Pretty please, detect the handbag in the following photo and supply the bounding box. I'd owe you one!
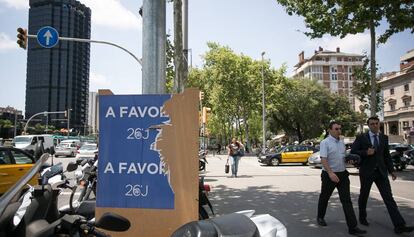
[225,159,229,173]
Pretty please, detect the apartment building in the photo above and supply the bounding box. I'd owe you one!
[293,47,364,110]
[379,49,414,142]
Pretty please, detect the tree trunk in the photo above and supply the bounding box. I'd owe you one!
[244,115,250,153]
[369,20,377,117]
[296,122,302,143]
[173,0,184,93]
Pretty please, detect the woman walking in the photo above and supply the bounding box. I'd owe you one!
[227,138,244,178]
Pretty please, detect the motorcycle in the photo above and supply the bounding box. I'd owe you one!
[172,210,287,237]
[391,145,410,171]
[199,150,208,171]
[199,176,214,220]
[0,154,130,237]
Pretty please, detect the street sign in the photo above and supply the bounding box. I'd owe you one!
[36,26,59,48]
[97,94,175,209]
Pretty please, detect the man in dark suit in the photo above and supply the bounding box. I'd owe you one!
[351,116,414,234]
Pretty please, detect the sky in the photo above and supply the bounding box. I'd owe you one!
[0,0,413,114]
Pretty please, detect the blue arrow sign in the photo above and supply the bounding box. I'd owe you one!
[37,26,59,48]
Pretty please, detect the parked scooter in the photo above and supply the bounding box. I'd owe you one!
[0,154,130,237]
[391,145,410,171]
[199,176,214,220]
[172,210,287,237]
[199,150,208,171]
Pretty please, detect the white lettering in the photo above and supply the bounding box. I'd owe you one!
[137,106,147,117]
[104,162,114,173]
[147,163,158,174]
[136,163,147,174]
[120,107,128,118]
[105,107,116,118]
[127,163,138,174]
[147,107,159,118]
[119,162,127,173]
[128,106,139,118]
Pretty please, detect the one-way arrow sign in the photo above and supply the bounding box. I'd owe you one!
[37,26,59,48]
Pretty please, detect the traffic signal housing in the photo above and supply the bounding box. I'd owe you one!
[17,27,28,49]
[202,107,211,124]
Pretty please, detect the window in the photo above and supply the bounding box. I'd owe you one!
[404,84,409,91]
[403,121,409,128]
[330,66,338,81]
[390,88,394,95]
[0,150,12,164]
[10,150,32,164]
[390,104,395,111]
[404,100,411,107]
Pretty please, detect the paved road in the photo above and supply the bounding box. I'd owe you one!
[202,154,414,237]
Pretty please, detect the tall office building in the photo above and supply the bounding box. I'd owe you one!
[25,0,91,132]
[293,47,364,111]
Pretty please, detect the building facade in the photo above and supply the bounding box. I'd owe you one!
[293,47,364,110]
[379,49,414,143]
[87,91,98,135]
[25,0,91,132]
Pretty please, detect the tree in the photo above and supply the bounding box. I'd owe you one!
[276,0,414,116]
[352,55,383,113]
[173,0,185,93]
[166,34,175,93]
[267,78,362,142]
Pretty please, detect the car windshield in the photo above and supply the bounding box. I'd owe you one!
[13,137,31,143]
[80,144,97,150]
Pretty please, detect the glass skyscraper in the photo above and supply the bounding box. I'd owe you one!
[25,0,91,132]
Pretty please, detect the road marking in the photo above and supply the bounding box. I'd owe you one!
[350,185,414,203]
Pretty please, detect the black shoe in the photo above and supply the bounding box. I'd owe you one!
[349,227,367,235]
[317,217,327,226]
[359,218,369,226]
[394,225,414,234]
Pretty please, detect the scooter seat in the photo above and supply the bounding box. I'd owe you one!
[76,200,95,220]
[172,213,260,237]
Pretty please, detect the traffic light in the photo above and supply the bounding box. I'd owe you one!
[17,27,28,49]
[202,107,211,124]
[199,91,204,101]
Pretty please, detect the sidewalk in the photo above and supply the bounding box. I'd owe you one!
[201,155,414,237]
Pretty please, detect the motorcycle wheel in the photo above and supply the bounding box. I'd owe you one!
[199,161,205,171]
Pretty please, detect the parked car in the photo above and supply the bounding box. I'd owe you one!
[308,150,360,169]
[13,134,56,155]
[258,145,318,166]
[55,139,81,157]
[0,147,37,195]
[75,143,98,159]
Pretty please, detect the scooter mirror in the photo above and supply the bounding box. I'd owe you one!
[66,162,78,172]
[95,212,131,232]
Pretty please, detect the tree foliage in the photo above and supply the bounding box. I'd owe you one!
[276,0,414,116]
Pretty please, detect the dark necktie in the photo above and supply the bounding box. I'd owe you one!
[373,134,379,150]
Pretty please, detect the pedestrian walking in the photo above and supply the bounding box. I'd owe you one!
[217,143,221,155]
[317,121,366,236]
[227,138,244,178]
[351,116,414,234]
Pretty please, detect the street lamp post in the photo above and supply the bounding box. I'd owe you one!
[261,52,266,153]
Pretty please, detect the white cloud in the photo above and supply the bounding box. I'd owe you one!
[0,33,17,51]
[79,0,141,30]
[0,0,28,9]
[89,72,111,91]
[307,33,371,55]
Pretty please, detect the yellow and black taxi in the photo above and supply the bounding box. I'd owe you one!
[0,146,37,195]
[258,145,318,166]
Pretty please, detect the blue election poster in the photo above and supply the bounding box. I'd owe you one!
[97,94,174,209]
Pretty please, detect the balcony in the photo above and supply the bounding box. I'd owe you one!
[384,105,414,117]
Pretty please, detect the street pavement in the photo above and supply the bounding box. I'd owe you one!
[202,154,414,237]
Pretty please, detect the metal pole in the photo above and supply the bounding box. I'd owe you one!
[261,52,266,153]
[142,0,166,94]
[182,0,189,85]
[23,111,66,134]
[67,108,70,137]
[14,111,17,137]
[27,35,142,66]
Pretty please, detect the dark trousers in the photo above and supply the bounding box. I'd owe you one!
[317,170,357,229]
[359,169,405,227]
